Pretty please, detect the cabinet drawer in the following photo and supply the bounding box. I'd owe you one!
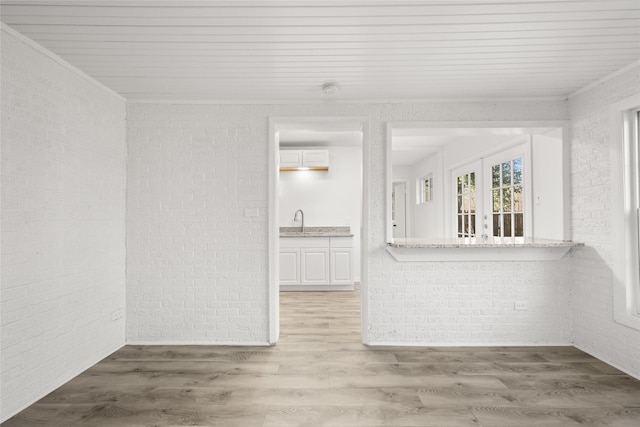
[330,237,353,248]
[280,237,330,248]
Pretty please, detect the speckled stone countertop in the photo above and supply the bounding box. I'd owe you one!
[280,226,353,237]
[388,237,583,248]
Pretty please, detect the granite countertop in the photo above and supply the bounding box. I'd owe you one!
[388,237,584,248]
[280,226,353,238]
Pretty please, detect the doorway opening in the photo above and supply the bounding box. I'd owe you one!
[268,117,370,344]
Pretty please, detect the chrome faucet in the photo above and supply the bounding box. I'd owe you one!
[293,209,304,233]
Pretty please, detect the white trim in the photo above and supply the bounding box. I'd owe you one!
[386,244,575,262]
[573,344,640,381]
[1,23,125,102]
[366,341,573,347]
[126,341,271,346]
[268,116,370,345]
[386,123,394,243]
[360,118,371,345]
[610,93,640,331]
[0,342,125,424]
[568,59,640,99]
[127,96,567,105]
[268,119,280,344]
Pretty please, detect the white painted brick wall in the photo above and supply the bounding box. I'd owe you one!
[127,100,571,345]
[0,29,127,421]
[568,64,640,378]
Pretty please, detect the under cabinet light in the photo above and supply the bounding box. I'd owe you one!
[279,166,329,172]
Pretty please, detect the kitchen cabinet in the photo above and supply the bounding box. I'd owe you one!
[300,248,330,284]
[280,236,353,290]
[279,248,300,285]
[280,149,329,170]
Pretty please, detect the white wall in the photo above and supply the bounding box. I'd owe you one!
[532,133,564,240]
[279,146,362,281]
[568,63,640,378]
[127,99,571,347]
[410,151,444,238]
[0,28,127,421]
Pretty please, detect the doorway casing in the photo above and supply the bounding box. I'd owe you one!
[268,116,371,344]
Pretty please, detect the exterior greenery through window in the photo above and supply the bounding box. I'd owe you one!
[420,176,432,203]
[491,157,524,237]
[456,172,476,237]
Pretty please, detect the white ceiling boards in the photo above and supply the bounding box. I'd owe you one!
[1,0,638,102]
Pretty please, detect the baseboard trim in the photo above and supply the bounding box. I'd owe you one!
[573,343,640,381]
[364,341,573,347]
[1,340,125,424]
[125,340,271,346]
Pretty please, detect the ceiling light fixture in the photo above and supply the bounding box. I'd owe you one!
[322,82,340,95]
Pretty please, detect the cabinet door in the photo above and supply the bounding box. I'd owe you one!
[279,249,300,285]
[280,150,302,168]
[302,149,329,168]
[330,248,353,285]
[300,248,330,285]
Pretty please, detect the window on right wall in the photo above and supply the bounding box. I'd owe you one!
[611,95,640,331]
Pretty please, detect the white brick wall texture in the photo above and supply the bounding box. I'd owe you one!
[126,100,572,346]
[568,64,640,378]
[0,29,127,421]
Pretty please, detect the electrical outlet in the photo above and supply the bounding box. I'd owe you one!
[514,302,528,311]
[111,309,124,321]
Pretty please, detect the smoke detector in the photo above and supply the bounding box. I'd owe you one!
[322,82,340,95]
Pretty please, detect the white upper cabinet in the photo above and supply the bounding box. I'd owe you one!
[280,149,329,169]
[280,150,303,168]
[302,150,329,168]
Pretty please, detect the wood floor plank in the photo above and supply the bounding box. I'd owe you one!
[262,405,479,427]
[4,286,640,427]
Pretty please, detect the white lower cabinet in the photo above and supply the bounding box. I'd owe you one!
[279,249,300,285]
[280,236,353,289]
[330,248,352,285]
[300,248,330,284]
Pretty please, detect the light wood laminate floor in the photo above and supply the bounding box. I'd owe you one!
[4,287,640,426]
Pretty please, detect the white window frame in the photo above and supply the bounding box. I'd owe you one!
[611,94,640,331]
[418,175,433,204]
[483,143,533,241]
[450,161,482,239]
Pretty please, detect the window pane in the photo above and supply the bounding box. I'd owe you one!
[470,214,476,234]
[513,157,523,185]
[463,194,470,213]
[470,172,475,192]
[463,214,469,235]
[493,189,500,212]
[502,161,511,186]
[493,214,501,237]
[492,165,500,188]
[513,185,523,212]
[463,174,469,191]
[502,187,512,212]
[457,196,462,213]
[470,193,476,213]
[504,214,512,237]
[457,215,463,234]
[457,176,462,195]
[515,213,524,237]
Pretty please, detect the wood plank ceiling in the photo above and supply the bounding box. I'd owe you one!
[1,0,639,101]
